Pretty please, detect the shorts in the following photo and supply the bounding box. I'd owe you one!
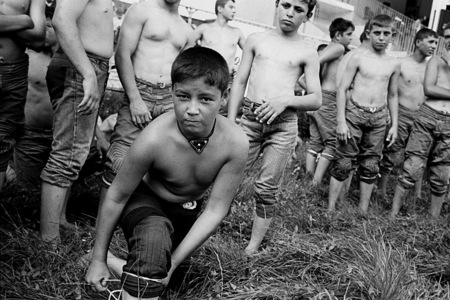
[40,49,109,188]
[119,182,202,298]
[380,104,417,174]
[103,77,173,186]
[398,103,450,196]
[240,98,298,218]
[0,55,29,172]
[308,89,337,160]
[330,99,388,184]
[13,125,52,187]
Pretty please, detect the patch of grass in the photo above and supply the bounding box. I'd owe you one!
[1,144,449,299]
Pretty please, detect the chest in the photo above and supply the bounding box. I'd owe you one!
[254,40,303,68]
[359,58,395,81]
[0,0,29,14]
[400,64,425,85]
[142,15,188,47]
[203,27,237,46]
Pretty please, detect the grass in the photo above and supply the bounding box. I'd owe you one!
[1,139,449,299]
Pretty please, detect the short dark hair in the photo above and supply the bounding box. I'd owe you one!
[171,47,230,95]
[215,0,234,15]
[367,14,393,31]
[329,18,355,39]
[414,28,438,44]
[275,0,317,15]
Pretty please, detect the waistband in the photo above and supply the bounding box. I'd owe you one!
[0,53,29,65]
[349,98,386,114]
[321,89,337,106]
[243,97,262,110]
[55,47,110,63]
[22,125,53,135]
[322,89,337,97]
[421,103,450,118]
[135,76,172,92]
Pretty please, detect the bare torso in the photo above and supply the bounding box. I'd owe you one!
[321,44,344,91]
[198,22,241,73]
[0,0,30,60]
[24,49,53,129]
[246,30,312,103]
[124,113,240,209]
[132,2,192,84]
[351,51,398,107]
[426,56,450,113]
[398,56,427,111]
[77,0,114,58]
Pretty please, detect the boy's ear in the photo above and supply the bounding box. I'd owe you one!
[306,12,313,20]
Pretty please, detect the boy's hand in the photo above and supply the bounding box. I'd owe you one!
[385,126,397,148]
[78,75,100,115]
[86,260,111,292]
[336,122,351,143]
[254,97,288,124]
[130,97,152,129]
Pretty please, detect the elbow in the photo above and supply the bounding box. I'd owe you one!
[423,85,431,98]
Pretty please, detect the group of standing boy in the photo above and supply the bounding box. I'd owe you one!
[1,0,449,299]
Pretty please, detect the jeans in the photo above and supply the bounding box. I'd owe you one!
[308,89,337,160]
[119,182,202,298]
[241,98,298,218]
[40,50,109,188]
[103,77,173,186]
[398,103,450,196]
[0,55,29,171]
[331,99,388,184]
[380,104,417,174]
[14,125,52,187]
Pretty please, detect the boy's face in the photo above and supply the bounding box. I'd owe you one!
[173,78,224,138]
[276,0,310,33]
[416,36,438,57]
[444,29,450,51]
[338,27,354,47]
[219,1,236,21]
[367,25,393,51]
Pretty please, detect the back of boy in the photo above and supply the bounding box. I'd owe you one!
[378,28,438,200]
[306,17,354,186]
[328,15,400,213]
[390,24,450,218]
[227,0,322,254]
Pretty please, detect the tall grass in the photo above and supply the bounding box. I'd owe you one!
[1,144,449,299]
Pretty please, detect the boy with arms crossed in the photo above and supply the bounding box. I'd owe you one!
[102,0,194,197]
[306,17,354,186]
[390,24,450,218]
[192,0,245,115]
[328,15,400,213]
[0,0,45,191]
[86,47,249,300]
[228,0,322,255]
[378,28,439,200]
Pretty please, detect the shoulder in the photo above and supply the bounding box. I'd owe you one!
[124,2,151,20]
[216,116,249,153]
[140,111,176,145]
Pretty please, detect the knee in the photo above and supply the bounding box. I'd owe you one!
[331,157,354,181]
[360,158,380,184]
[430,167,450,196]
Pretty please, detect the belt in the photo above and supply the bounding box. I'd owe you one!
[350,98,386,113]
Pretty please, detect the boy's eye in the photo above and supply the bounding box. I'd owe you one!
[177,94,190,100]
[295,7,304,13]
[281,3,290,9]
[201,97,213,102]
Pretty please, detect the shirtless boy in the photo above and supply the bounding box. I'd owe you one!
[103,0,194,198]
[86,47,249,300]
[193,0,245,115]
[228,0,322,254]
[40,0,114,241]
[328,15,400,214]
[390,24,450,218]
[378,28,438,200]
[0,0,45,191]
[306,17,354,186]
